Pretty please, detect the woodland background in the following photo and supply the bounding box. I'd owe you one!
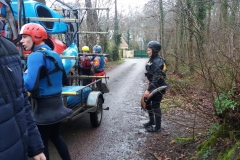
[34,0,240,159]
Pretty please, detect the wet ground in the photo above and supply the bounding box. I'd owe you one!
[49,58,152,160]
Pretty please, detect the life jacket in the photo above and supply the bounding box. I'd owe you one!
[145,56,167,81]
[92,56,105,73]
[80,55,92,69]
[162,58,167,73]
[31,48,67,98]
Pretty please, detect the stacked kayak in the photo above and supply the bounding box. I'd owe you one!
[61,43,78,74]
[62,86,92,109]
[11,0,67,34]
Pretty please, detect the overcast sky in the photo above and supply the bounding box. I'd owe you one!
[117,0,146,13]
[46,0,147,13]
[47,0,146,7]
[118,0,146,6]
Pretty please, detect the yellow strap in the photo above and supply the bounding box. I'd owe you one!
[162,63,167,72]
[61,92,77,96]
[28,92,77,96]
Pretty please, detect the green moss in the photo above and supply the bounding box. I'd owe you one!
[226,149,235,159]
[236,157,240,160]
[217,141,240,160]
[217,152,225,160]
[196,123,240,159]
[211,124,230,138]
[197,135,217,156]
[174,137,194,144]
[197,124,230,156]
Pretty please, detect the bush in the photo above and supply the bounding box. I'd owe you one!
[214,90,237,115]
[214,88,240,129]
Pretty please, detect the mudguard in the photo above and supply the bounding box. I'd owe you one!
[87,91,102,108]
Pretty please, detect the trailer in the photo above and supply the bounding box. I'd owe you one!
[61,54,110,127]
[61,77,109,127]
[1,0,110,127]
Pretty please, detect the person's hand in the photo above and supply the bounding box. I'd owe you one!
[144,90,150,98]
[33,153,46,160]
[70,68,75,74]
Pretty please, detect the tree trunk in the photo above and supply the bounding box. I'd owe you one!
[85,0,99,51]
[173,0,180,74]
[186,0,194,74]
[179,0,185,64]
[220,0,228,55]
[159,0,165,57]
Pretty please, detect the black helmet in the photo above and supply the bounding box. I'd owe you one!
[147,41,161,52]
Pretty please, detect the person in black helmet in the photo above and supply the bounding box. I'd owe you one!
[143,41,168,132]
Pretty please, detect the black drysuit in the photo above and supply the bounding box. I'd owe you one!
[145,53,167,130]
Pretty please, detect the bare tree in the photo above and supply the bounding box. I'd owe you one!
[84,0,99,50]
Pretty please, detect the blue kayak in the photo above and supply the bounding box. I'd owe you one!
[62,86,92,109]
[61,43,78,74]
[11,0,67,34]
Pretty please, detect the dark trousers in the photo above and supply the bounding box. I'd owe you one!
[146,94,163,129]
[37,123,71,160]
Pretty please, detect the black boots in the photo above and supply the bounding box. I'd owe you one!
[143,121,155,128]
[143,112,155,128]
[146,126,161,132]
[145,103,161,132]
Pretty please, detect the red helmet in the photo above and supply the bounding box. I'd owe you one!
[20,23,47,44]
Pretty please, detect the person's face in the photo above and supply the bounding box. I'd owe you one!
[20,35,33,51]
[147,48,153,57]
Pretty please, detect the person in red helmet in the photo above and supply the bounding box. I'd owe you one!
[21,23,72,160]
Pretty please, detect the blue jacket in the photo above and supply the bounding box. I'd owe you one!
[24,44,66,98]
[92,55,105,73]
[0,37,44,159]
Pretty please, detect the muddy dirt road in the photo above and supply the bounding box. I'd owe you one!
[49,58,152,160]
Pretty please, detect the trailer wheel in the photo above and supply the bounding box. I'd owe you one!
[90,98,103,127]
